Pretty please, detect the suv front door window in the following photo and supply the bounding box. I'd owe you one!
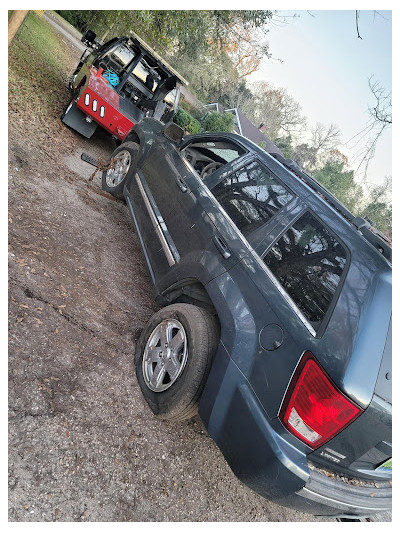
[211,160,294,237]
[181,139,246,181]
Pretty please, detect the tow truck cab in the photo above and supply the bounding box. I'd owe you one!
[62,30,188,141]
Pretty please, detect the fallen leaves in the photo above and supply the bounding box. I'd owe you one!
[15,258,27,267]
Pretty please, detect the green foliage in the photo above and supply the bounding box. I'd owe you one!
[358,180,392,237]
[56,10,273,60]
[361,202,392,237]
[313,160,362,213]
[173,108,202,134]
[202,111,235,133]
[174,109,235,135]
[179,99,204,121]
[275,136,294,159]
[56,10,88,31]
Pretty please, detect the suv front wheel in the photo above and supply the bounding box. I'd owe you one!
[134,304,219,421]
[102,141,139,199]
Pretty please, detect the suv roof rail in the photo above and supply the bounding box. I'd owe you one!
[269,153,392,263]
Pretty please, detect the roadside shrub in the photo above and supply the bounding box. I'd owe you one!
[179,98,204,121]
[173,108,202,134]
[202,111,235,133]
[56,10,88,32]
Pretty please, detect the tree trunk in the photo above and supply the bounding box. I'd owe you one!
[8,10,29,47]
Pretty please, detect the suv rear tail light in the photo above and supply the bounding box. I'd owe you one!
[279,352,363,449]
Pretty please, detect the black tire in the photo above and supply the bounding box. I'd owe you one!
[60,93,76,120]
[101,141,139,200]
[135,304,219,421]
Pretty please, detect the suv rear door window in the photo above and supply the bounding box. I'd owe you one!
[263,211,347,328]
[212,160,294,236]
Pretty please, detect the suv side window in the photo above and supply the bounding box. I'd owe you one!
[263,211,347,329]
[212,160,294,236]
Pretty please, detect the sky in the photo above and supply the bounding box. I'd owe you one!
[248,9,392,188]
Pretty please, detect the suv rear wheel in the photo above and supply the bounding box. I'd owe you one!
[134,304,219,421]
[102,141,139,199]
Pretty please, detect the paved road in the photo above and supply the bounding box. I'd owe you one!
[44,11,87,53]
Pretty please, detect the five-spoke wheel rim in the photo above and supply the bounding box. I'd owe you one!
[105,150,131,188]
[142,319,188,392]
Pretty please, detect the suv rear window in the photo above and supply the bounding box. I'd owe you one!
[263,211,347,328]
[212,160,294,236]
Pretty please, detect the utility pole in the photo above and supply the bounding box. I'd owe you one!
[8,10,29,47]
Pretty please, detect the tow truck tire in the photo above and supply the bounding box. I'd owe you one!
[60,94,76,120]
[102,142,139,200]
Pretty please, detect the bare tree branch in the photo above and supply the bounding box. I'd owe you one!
[311,123,341,152]
[368,76,392,125]
[355,10,363,39]
[348,77,391,180]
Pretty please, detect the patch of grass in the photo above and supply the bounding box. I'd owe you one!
[8,11,76,120]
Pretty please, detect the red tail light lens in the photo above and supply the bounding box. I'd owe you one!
[280,352,363,449]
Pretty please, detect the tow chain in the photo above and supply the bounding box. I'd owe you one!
[87,158,115,182]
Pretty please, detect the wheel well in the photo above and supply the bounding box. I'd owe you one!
[125,131,140,145]
[158,281,219,322]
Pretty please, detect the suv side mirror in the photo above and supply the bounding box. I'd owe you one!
[163,122,184,144]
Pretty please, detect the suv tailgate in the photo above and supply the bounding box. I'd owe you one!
[308,317,392,480]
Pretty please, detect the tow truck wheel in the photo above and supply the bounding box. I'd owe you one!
[60,93,76,120]
[102,142,139,200]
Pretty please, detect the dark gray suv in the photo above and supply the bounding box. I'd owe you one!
[101,118,392,518]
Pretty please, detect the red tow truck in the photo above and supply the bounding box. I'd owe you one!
[62,29,188,140]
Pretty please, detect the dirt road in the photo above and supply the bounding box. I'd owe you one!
[7,13,371,523]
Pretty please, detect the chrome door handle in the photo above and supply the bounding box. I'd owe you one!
[175,177,188,193]
[213,235,231,259]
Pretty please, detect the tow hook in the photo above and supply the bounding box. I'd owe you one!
[81,152,98,167]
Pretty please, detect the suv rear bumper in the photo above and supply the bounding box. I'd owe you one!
[198,342,392,517]
[296,468,392,517]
